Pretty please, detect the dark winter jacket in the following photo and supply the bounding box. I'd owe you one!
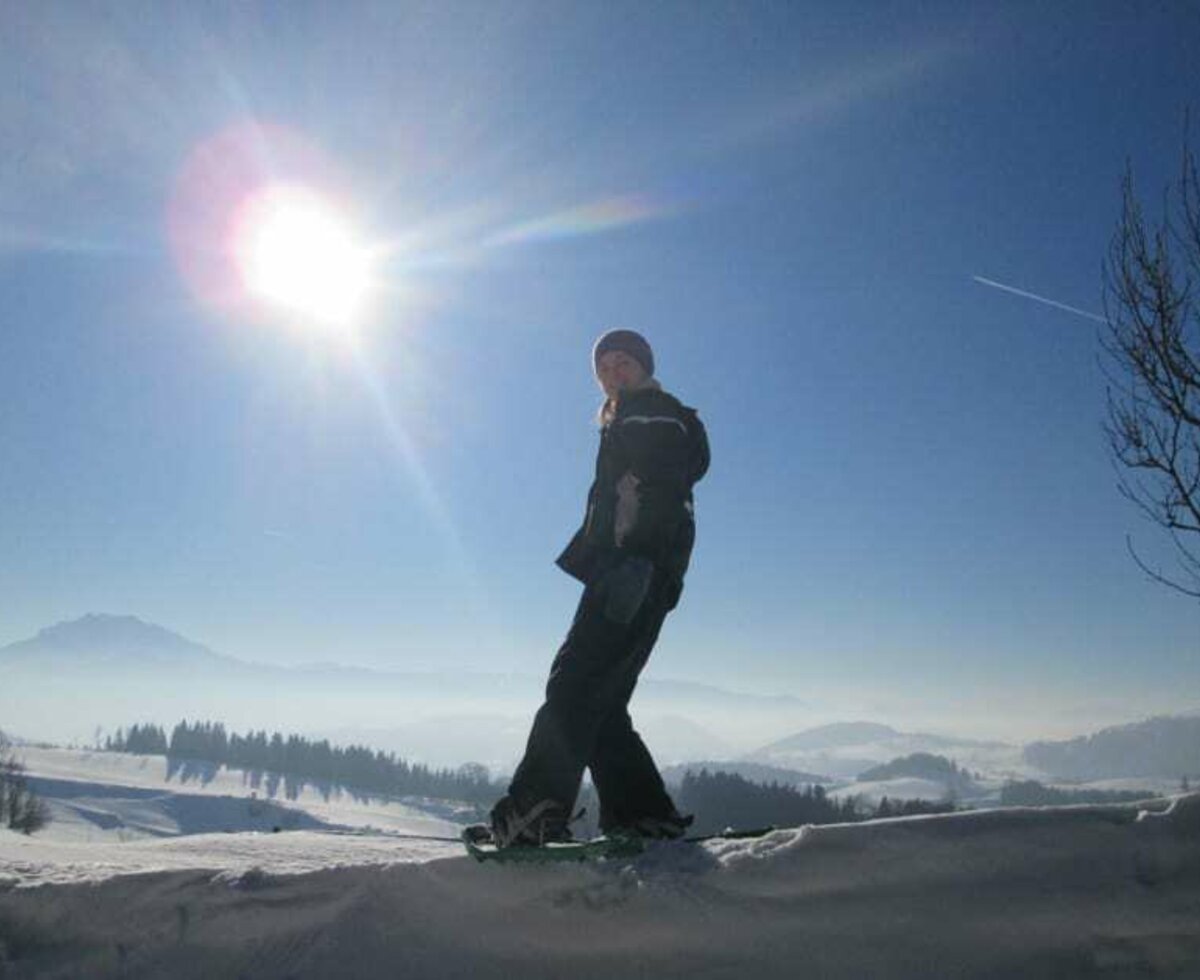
[556,384,709,591]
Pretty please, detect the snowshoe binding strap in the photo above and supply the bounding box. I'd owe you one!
[493,798,562,848]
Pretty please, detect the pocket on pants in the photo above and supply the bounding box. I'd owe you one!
[602,557,655,625]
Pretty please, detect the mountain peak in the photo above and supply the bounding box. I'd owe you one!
[5,613,223,663]
[762,721,903,753]
[36,613,187,646]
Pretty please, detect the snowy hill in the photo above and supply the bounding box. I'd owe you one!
[755,721,903,751]
[1024,715,1200,780]
[1,785,1197,978]
[746,721,1022,779]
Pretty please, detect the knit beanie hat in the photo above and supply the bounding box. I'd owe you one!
[592,329,655,378]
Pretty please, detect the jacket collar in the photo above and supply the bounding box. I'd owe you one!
[616,378,663,406]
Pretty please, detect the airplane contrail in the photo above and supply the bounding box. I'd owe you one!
[972,275,1108,324]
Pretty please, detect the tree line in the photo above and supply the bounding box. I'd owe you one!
[675,769,954,836]
[106,720,498,806]
[998,779,1163,807]
[1023,715,1200,781]
[104,723,963,832]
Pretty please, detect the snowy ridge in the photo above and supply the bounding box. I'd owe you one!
[2,794,1199,977]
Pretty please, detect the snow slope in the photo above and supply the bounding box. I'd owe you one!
[10,747,465,845]
[2,786,1198,977]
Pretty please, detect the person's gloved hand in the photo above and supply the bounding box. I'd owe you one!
[602,556,655,625]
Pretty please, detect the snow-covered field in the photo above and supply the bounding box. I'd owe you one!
[1,750,1199,978]
[11,747,466,844]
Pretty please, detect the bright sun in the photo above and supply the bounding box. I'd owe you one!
[233,183,373,330]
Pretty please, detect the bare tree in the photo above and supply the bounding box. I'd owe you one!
[1102,140,1200,598]
[0,732,50,835]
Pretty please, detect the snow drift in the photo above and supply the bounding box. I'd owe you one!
[2,793,1199,978]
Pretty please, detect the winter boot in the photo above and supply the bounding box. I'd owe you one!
[489,795,573,848]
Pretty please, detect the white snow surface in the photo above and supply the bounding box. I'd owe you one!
[12,747,464,844]
[2,750,1200,978]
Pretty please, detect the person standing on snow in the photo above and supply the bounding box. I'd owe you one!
[490,329,710,847]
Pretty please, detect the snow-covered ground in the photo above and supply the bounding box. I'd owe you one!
[11,747,465,844]
[2,798,1198,978]
[1,750,1199,978]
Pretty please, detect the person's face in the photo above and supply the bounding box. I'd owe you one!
[595,349,647,398]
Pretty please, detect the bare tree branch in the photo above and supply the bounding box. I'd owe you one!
[1103,138,1200,598]
[1126,535,1200,599]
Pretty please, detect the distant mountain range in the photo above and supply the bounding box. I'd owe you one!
[753,721,906,753]
[0,612,804,706]
[753,721,1006,755]
[1024,716,1200,780]
[5,614,1196,783]
[1,614,237,667]
[0,614,797,767]
[743,721,1017,779]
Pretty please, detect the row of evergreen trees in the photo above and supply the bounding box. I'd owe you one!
[678,770,859,834]
[106,720,497,805]
[675,769,953,835]
[106,724,168,755]
[998,779,1163,807]
[104,724,962,831]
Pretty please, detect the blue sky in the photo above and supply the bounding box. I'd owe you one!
[2,2,1197,738]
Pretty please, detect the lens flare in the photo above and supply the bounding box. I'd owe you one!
[167,121,375,332]
[234,183,372,328]
[483,195,671,248]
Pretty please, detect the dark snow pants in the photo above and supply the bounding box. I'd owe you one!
[507,559,681,830]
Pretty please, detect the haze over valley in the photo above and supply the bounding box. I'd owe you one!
[3,614,1195,798]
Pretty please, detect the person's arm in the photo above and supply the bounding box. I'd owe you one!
[611,410,695,558]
